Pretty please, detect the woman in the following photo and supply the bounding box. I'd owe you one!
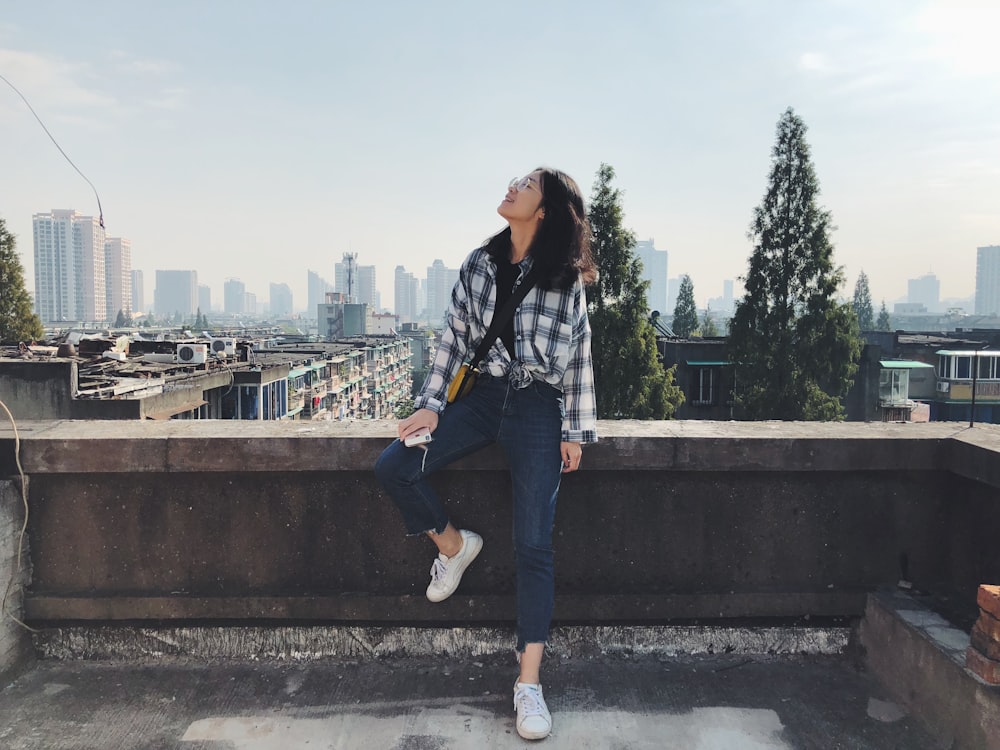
[374,167,598,741]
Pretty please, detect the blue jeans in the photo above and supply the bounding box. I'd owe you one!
[374,374,564,652]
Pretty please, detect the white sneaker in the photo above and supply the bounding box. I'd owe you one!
[513,681,552,740]
[426,529,482,603]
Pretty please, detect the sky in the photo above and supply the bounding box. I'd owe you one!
[2,0,998,314]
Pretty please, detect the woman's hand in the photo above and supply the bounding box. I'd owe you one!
[398,408,439,442]
[560,441,582,473]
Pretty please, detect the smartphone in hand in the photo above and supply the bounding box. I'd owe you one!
[403,428,433,447]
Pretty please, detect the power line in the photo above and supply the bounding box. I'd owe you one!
[1,73,105,229]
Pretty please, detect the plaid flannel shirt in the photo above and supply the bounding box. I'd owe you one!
[414,247,598,444]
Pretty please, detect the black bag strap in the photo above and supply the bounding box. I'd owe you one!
[468,265,539,370]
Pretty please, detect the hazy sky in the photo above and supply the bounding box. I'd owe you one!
[2,0,998,313]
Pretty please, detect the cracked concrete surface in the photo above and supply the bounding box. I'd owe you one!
[0,653,939,749]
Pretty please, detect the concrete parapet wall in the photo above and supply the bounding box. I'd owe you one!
[861,590,1000,750]
[1,420,998,625]
[0,478,33,683]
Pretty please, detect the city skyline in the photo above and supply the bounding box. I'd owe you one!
[25,214,985,323]
[2,1,998,314]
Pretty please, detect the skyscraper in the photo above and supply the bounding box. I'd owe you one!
[356,265,378,309]
[269,282,293,317]
[131,270,145,315]
[976,246,1000,315]
[634,239,669,315]
[425,259,458,325]
[307,269,334,318]
[154,270,198,317]
[224,278,246,314]
[394,265,417,323]
[32,209,107,323]
[198,285,211,316]
[907,273,940,313]
[104,237,132,317]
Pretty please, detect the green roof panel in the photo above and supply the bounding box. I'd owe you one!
[879,360,934,368]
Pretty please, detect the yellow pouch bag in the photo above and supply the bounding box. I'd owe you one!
[447,364,478,403]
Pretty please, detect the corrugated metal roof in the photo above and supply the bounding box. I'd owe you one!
[935,350,1000,356]
[686,361,730,366]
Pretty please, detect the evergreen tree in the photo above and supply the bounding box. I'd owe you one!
[587,164,684,419]
[672,275,698,337]
[700,306,720,337]
[728,108,861,421]
[876,300,892,331]
[114,309,127,328]
[0,218,44,343]
[853,270,874,331]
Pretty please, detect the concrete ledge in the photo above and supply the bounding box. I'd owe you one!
[32,623,851,661]
[860,589,1000,750]
[2,419,990,475]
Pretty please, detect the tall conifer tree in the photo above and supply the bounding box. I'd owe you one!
[587,164,684,419]
[728,109,861,420]
[0,218,43,343]
[672,275,698,337]
[876,300,892,331]
[853,270,875,331]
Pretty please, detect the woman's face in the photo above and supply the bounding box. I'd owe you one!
[497,170,545,224]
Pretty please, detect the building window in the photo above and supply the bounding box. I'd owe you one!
[879,368,909,405]
[692,367,716,406]
[978,356,999,380]
[956,356,972,379]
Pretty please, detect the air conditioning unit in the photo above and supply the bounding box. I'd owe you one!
[936,381,950,393]
[210,337,237,357]
[176,343,209,364]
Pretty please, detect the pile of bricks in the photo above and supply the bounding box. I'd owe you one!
[967,584,1000,684]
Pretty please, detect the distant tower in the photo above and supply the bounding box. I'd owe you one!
[343,253,358,301]
[907,273,940,313]
[634,239,668,315]
[976,246,1000,315]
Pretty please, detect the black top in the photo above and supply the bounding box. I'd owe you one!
[494,259,521,358]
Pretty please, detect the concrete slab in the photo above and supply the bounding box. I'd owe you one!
[0,654,940,749]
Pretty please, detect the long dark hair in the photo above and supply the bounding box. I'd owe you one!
[484,167,598,290]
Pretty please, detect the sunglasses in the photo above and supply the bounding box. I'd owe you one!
[508,176,540,193]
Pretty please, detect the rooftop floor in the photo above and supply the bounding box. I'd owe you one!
[0,652,938,749]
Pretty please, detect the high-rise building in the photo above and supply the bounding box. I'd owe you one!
[394,265,418,323]
[907,273,940,313]
[32,209,107,323]
[634,239,668,315]
[198,285,211,316]
[976,246,1000,315]
[270,282,293,317]
[224,278,246,314]
[307,269,334,318]
[104,237,132,318]
[131,270,145,314]
[356,265,378,309]
[154,270,198,317]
